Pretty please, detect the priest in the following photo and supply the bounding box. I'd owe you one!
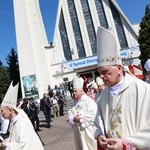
[94,26,150,150]
[0,82,44,150]
[68,76,97,150]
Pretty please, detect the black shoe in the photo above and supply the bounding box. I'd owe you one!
[36,128,42,132]
[47,124,52,128]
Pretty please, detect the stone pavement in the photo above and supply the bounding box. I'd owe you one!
[38,112,76,150]
[37,93,76,150]
[38,102,75,150]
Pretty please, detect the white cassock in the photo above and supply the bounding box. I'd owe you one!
[68,94,97,150]
[94,73,150,150]
[7,109,44,150]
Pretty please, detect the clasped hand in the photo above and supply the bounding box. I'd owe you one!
[0,139,10,150]
[74,115,81,123]
[98,135,123,150]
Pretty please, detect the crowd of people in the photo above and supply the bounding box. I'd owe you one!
[17,83,67,131]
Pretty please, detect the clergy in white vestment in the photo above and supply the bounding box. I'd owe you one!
[94,26,150,150]
[0,82,44,150]
[68,76,97,150]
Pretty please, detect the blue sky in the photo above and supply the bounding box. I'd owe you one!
[0,0,149,66]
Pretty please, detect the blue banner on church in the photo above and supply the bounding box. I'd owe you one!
[67,50,129,69]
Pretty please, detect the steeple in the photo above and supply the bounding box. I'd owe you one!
[13,0,54,99]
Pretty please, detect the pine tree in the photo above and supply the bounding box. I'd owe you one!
[0,60,2,66]
[138,4,150,70]
[0,65,10,103]
[6,48,22,98]
[6,48,19,84]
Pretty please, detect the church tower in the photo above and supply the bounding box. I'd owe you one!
[13,0,54,99]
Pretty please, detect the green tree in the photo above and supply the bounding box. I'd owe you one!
[0,60,2,66]
[6,48,22,98]
[0,64,10,103]
[138,4,150,70]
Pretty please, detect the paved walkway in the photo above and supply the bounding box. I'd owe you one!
[37,93,76,150]
[38,112,76,150]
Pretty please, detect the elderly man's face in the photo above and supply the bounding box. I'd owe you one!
[98,65,123,86]
[1,106,13,120]
[73,88,83,100]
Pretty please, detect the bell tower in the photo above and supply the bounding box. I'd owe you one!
[13,0,54,99]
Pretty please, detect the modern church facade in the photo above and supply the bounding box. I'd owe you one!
[13,0,140,99]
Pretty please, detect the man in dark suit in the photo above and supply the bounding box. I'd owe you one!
[40,93,52,128]
[28,98,41,132]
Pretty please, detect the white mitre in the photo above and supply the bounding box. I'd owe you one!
[72,76,84,89]
[144,59,150,72]
[1,82,33,121]
[97,26,122,67]
[1,82,19,108]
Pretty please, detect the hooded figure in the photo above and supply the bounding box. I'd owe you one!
[0,82,44,150]
[68,76,97,150]
[94,26,150,150]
